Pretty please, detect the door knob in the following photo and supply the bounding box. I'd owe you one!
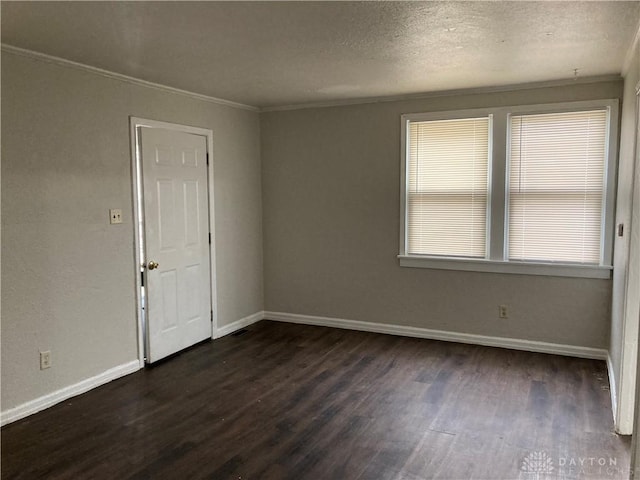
[147,261,159,270]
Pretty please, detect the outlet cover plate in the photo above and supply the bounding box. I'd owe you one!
[40,351,51,370]
[109,209,123,224]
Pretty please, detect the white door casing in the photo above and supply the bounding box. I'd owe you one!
[138,125,213,363]
[613,84,640,434]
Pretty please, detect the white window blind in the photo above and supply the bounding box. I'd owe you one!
[407,117,489,257]
[508,110,608,264]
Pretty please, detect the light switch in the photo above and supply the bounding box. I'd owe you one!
[110,209,123,224]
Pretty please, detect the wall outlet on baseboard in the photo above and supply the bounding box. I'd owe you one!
[499,305,509,319]
[40,351,52,370]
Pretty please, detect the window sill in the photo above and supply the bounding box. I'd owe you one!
[398,255,612,279]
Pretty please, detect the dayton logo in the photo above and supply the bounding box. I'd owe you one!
[521,451,554,477]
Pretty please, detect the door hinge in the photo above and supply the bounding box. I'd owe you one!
[206,153,209,166]
[211,310,213,322]
[618,223,624,237]
[208,232,211,244]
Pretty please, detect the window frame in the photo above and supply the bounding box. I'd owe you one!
[399,99,619,279]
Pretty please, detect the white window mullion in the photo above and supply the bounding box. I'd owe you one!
[488,111,507,261]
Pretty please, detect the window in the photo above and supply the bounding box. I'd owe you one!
[407,117,489,257]
[508,110,607,264]
[399,100,618,279]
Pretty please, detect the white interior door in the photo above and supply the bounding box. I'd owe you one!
[140,126,212,363]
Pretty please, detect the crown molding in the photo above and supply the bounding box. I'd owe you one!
[622,16,640,77]
[260,75,623,113]
[1,43,259,112]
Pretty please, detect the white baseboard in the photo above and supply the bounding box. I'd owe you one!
[607,354,619,426]
[264,311,608,360]
[1,360,141,426]
[215,311,264,338]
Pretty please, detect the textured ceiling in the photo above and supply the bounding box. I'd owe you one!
[2,1,639,108]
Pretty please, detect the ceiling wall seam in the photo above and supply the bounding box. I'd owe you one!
[0,43,260,112]
[259,75,624,113]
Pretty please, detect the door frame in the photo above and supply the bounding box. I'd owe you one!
[616,81,640,433]
[129,117,218,366]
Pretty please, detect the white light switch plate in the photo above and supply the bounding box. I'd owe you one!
[109,209,123,224]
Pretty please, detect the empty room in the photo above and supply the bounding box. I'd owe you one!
[2,1,640,479]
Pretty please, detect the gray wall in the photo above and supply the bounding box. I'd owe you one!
[261,80,623,349]
[1,52,264,411]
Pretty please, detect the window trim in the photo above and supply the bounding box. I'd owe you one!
[399,99,619,279]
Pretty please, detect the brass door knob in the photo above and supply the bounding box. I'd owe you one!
[147,261,159,270]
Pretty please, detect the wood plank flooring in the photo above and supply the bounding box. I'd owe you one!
[1,321,629,479]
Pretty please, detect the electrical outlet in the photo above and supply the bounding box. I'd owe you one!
[40,351,51,370]
[109,209,123,224]
[499,305,508,319]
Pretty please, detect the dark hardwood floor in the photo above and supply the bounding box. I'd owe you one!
[1,321,629,479]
